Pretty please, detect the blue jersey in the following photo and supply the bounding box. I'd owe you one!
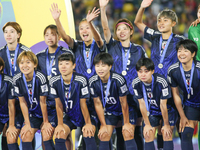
[36,46,73,109]
[49,72,90,127]
[0,44,31,76]
[13,71,48,118]
[167,61,200,108]
[0,74,15,123]
[132,73,173,115]
[106,37,146,106]
[70,39,106,79]
[144,26,185,77]
[89,71,129,116]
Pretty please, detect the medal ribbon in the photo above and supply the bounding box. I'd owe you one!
[61,73,73,112]
[142,75,154,114]
[100,76,111,110]
[0,74,2,90]
[6,44,19,76]
[22,72,36,106]
[120,42,131,72]
[180,62,195,99]
[159,33,173,65]
[83,40,95,70]
[46,46,60,76]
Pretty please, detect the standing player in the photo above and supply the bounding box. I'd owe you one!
[99,0,146,149]
[36,24,73,149]
[0,21,31,150]
[13,51,54,150]
[134,0,185,149]
[132,58,177,150]
[89,53,137,150]
[0,57,23,150]
[167,39,199,150]
[49,53,96,150]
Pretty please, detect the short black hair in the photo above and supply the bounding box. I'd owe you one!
[58,53,75,64]
[136,58,154,71]
[93,53,113,66]
[0,57,5,74]
[176,39,198,60]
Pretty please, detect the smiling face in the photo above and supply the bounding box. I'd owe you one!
[157,17,176,34]
[137,66,154,84]
[3,26,20,45]
[79,21,93,43]
[95,61,111,82]
[44,28,59,48]
[177,46,195,65]
[19,56,37,76]
[58,60,75,77]
[115,23,133,42]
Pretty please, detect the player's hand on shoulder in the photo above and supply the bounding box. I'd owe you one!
[122,123,134,136]
[98,125,108,140]
[143,124,153,139]
[41,122,54,137]
[50,3,61,20]
[86,7,100,23]
[161,124,172,139]
[190,18,200,27]
[6,125,18,139]
[54,124,66,139]
[141,0,153,8]
[82,123,95,138]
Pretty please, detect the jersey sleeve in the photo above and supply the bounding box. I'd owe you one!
[132,79,143,99]
[6,77,15,99]
[167,68,178,87]
[89,80,100,98]
[13,78,24,97]
[115,74,129,97]
[49,77,59,99]
[158,78,172,100]
[106,36,116,52]
[37,72,48,96]
[79,77,90,99]
[69,39,79,53]
[144,26,160,42]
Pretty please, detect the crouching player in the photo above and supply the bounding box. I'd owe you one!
[49,53,96,150]
[13,51,54,150]
[167,39,199,150]
[89,53,137,150]
[132,58,177,150]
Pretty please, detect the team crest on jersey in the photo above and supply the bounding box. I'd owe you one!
[162,41,167,49]
[65,91,71,99]
[28,88,32,95]
[147,92,153,98]
[186,79,190,86]
[11,58,14,65]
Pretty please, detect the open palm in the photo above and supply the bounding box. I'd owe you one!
[50,3,61,20]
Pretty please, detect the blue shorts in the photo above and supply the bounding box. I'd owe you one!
[63,113,77,131]
[29,114,43,129]
[184,105,200,121]
[48,112,57,128]
[148,111,178,127]
[105,109,137,126]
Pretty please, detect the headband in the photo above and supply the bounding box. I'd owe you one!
[116,22,133,29]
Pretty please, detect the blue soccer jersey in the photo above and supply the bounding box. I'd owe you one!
[144,26,185,77]
[13,71,49,118]
[49,72,90,127]
[70,39,106,79]
[132,73,173,115]
[89,71,129,116]
[0,44,31,76]
[0,74,15,123]
[167,61,200,108]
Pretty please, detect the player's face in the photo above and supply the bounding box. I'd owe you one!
[79,21,93,43]
[3,26,20,45]
[157,17,176,33]
[137,66,154,84]
[116,24,133,42]
[44,28,59,47]
[177,46,195,64]
[197,8,200,19]
[19,56,36,76]
[95,61,111,80]
[58,60,75,76]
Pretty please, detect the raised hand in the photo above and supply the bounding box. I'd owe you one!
[50,3,61,20]
[141,0,153,8]
[86,7,100,23]
[99,0,109,8]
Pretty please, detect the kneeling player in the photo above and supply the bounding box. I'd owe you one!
[132,58,177,150]
[13,51,54,150]
[49,53,96,150]
[167,39,199,150]
[89,53,137,150]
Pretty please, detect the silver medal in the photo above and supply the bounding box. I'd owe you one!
[147,111,150,116]
[122,70,127,76]
[87,69,91,74]
[158,63,163,69]
[188,94,190,99]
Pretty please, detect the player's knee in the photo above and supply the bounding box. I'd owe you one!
[100,132,112,141]
[181,127,194,141]
[21,132,34,142]
[122,130,134,140]
[7,135,17,144]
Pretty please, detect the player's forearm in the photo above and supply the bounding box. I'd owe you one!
[139,99,150,125]
[100,6,111,43]
[19,97,30,125]
[94,99,106,126]
[160,100,169,125]
[80,99,91,124]
[120,96,129,124]
[54,18,74,48]
[134,7,146,32]
[40,96,49,123]
[8,99,16,126]
[55,98,64,125]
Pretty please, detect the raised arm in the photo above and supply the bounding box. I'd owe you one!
[50,3,74,48]
[134,0,153,33]
[99,0,111,43]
